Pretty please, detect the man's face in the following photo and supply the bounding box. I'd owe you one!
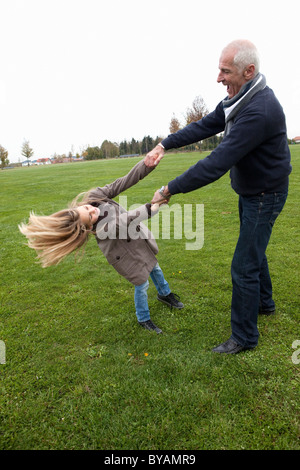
[217,49,247,99]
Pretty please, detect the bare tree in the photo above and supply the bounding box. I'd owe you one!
[21,140,34,166]
[185,96,209,125]
[169,114,181,134]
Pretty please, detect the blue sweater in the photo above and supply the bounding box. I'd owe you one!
[163,87,291,196]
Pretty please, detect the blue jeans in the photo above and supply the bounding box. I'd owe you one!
[230,192,288,348]
[134,263,171,322]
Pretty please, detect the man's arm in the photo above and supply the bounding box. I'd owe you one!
[153,102,271,200]
[151,98,275,200]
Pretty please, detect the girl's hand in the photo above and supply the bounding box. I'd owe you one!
[144,145,165,168]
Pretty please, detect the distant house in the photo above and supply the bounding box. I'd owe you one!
[21,158,53,167]
[36,158,52,165]
[292,136,300,144]
[21,160,32,167]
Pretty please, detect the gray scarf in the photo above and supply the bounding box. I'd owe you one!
[223,73,266,136]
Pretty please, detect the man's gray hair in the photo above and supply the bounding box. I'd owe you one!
[223,40,260,75]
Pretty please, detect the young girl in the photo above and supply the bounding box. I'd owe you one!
[19,157,183,334]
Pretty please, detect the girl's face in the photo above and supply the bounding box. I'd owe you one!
[77,204,100,228]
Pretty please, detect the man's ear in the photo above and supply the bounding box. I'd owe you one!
[244,64,256,80]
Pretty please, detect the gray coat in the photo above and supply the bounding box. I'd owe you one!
[89,159,159,286]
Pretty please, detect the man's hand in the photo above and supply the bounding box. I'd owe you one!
[144,144,165,168]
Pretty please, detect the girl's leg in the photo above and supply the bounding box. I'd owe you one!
[150,263,171,297]
[134,280,150,322]
[151,263,184,309]
[134,278,163,333]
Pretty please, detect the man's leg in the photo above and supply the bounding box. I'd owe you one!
[213,192,287,353]
[259,254,276,314]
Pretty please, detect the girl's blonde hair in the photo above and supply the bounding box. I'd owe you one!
[18,189,101,267]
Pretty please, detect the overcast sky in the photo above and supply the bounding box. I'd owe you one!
[1,0,299,163]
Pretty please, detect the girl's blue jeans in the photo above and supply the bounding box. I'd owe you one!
[230,192,288,348]
[134,263,171,322]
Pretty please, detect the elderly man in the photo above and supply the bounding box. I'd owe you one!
[147,39,292,354]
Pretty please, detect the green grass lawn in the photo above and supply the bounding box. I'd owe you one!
[0,147,299,450]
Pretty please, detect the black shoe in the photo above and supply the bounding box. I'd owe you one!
[212,338,254,354]
[259,308,275,316]
[157,293,184,309]
[139,319,162,334]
